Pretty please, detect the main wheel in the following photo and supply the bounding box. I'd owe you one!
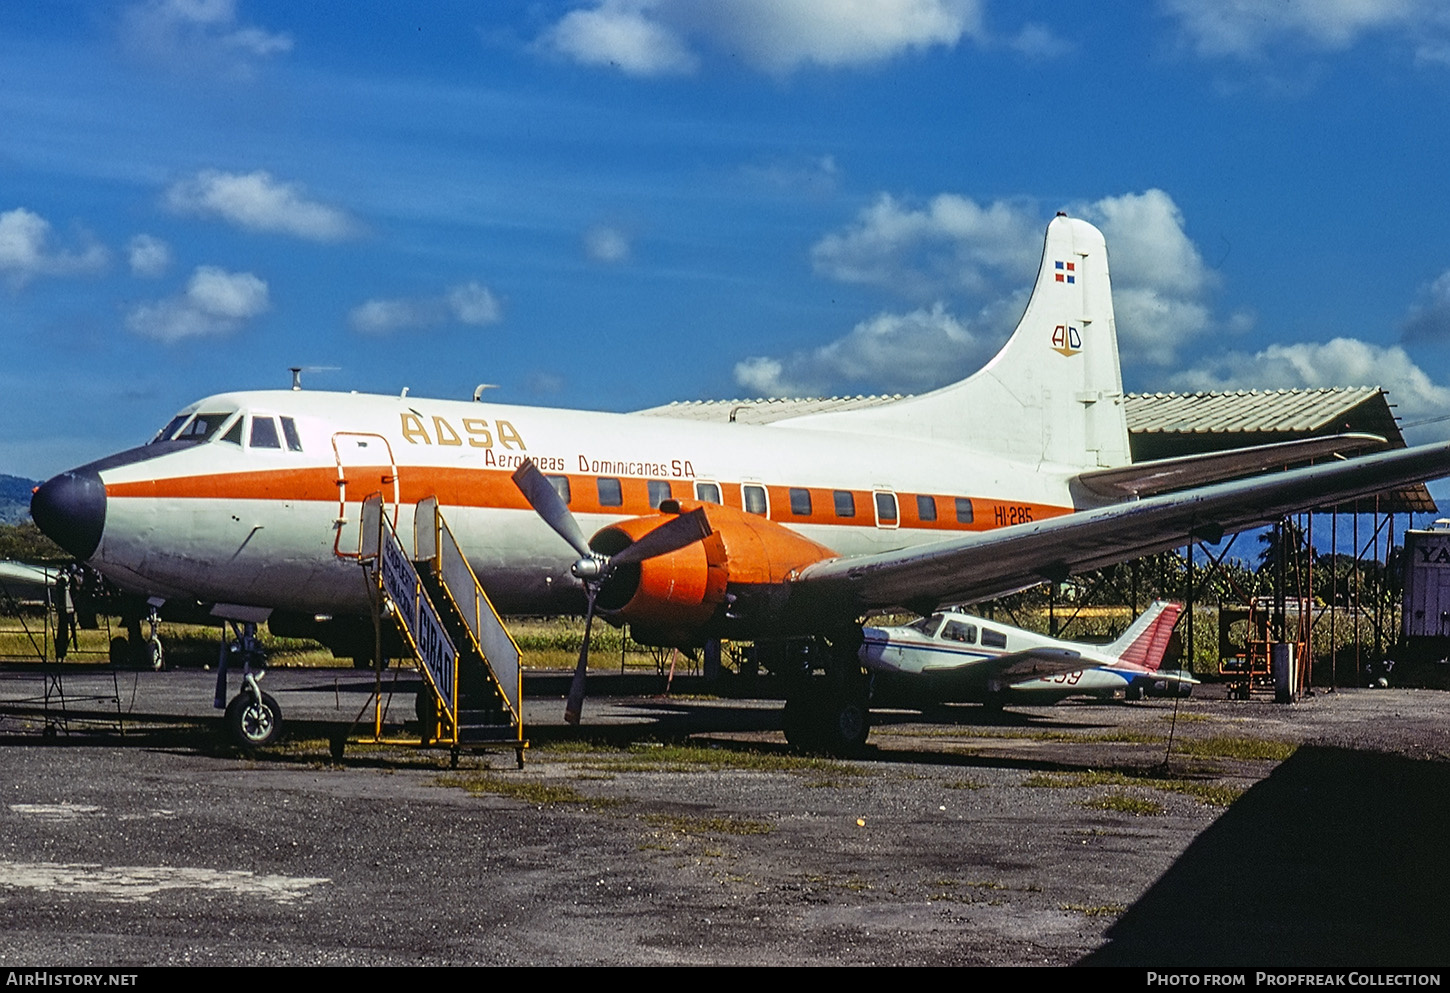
[146,635,165,671]
[225,691,282,748]
[782,695,819,752]
[817,695,871,756]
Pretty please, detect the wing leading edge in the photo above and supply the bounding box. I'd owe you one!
[787,440,1450,622]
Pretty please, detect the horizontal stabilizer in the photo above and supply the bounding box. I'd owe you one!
[1074,434,1385,500]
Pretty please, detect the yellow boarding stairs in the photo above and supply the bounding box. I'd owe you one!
[358,493,525,766]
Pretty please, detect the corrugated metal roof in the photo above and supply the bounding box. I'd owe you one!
[1124,388,1387,436]
[635,395,903,425]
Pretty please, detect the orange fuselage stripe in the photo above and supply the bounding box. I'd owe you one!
[104,466,1071,532]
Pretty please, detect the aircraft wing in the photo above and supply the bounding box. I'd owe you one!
[926,646,1089,681]
[1073,433,1386,499]
[787,440,1450,621]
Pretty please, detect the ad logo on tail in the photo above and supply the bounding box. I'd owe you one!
[1051,324,1082,357]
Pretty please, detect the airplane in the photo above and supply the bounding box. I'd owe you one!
[859,600,1194,721]
[28,213,1450,753]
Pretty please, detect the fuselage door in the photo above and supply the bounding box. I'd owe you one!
[332,432,401,558]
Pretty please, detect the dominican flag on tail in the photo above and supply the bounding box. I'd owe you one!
[1054,260,1075,283]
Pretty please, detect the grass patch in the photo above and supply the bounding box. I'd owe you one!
[1172,736,1297,761]
[435,772,622,808]
[944,779,988,790]
[642,813,774,837]
[571,741,868,777]
[1161,712,1214,724]
[1085,792,1164,816]
[1062,903,1127,918]
[1023,769,1244,808]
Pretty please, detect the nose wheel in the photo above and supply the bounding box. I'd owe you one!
[216,621,281,749]
[225,686,282,748]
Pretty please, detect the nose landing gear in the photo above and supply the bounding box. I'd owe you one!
[215,621,281,748]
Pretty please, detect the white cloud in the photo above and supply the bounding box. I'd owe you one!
[1161,0,1450,61]
[733,302,993,396]
[127,234,171,278]
[349,282,502,335]
[121,0,292,75]
[126,265,269,343]
[164,170,358,241]
[540,0,982,76]
[1170,337,1450,431]
[811,193,1041,299]
[545,1,698,76]
[745,187,1232,399]
[809,187,1224,366]
[584,226,631,263]
[1073,189,1224,364]
[1401,269,1450,342]
[0,208,108,287]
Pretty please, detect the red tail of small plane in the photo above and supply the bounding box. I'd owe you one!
[1105,601,1183,671]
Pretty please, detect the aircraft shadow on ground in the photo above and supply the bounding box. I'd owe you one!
[1082,745,1450,967]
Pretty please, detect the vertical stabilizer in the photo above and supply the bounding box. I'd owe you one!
[1106,601,1183,671]
[780,214,1131,470]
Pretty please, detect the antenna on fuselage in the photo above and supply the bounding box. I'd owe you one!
[473,384,498,401]
[290,367,302,391]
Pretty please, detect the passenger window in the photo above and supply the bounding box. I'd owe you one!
[955,498,974,524]
[981,628,1007,649]
[695,482,721,504]
[597,477,623,507]
[220,418,243,446]
[916,495,937,522]
[833,491,855,518]
[941,621,977,644]
[647,480,672,508]
[280,416,304,452]
[789,488,812,516]
[546,475,571,504]
[875,492,897,524]
[743,484,767,516]
[250,416,282,449]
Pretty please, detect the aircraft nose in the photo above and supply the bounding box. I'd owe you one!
[31,469,107,560]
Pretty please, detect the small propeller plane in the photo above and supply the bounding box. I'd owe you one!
[861,600,1193,718]
[29,214,1450,752]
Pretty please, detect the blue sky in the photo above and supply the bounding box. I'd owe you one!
[6,0,1450,483]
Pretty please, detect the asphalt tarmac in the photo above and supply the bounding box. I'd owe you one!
[1,663,1448,967]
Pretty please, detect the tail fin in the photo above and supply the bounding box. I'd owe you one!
[780,213,1131,470]
[1106,601,1184,671]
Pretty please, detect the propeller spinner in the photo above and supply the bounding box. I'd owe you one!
[510,460,711,724]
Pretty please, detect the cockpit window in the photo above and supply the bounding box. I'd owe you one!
[220,418,243,446]
[250,416,282,449]
[174,412,236,444]
[280,416,304,452]
[149,414,190,445]
[907,614,943,636]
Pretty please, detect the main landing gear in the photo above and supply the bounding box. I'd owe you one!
[215,621,281,749]
[778,629,872,757]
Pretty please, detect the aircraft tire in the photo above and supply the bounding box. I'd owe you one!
[225,691,282,749]
[147,636,165,671]
[816,696,870,757]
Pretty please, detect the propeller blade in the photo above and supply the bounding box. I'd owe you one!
[610,507,712,567]
[512,460,592,560]
[564,589,595,725]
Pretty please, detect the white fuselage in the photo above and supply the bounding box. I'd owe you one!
[87,389,1081,618]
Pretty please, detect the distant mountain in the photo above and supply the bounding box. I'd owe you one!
[0,475,37,525]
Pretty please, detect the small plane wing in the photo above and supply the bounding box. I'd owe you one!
[1073,433,1386,499]
[925,646,1090,681]
[788,440,1450,622]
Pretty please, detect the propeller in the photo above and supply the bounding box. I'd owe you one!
[511,460,711,724]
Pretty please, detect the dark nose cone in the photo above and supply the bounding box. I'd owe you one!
[31,470,107,560]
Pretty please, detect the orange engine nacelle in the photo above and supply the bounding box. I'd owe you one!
[589,500,837,641]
